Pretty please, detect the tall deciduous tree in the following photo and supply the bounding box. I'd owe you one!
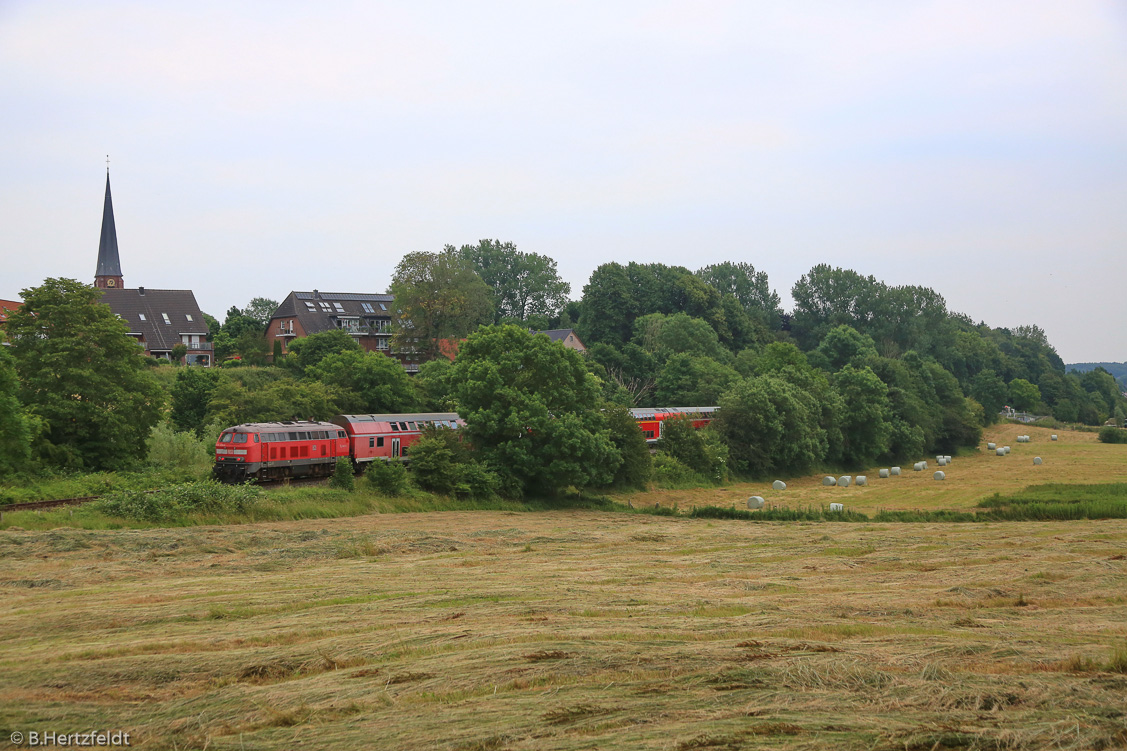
[285,329,360,372]
[696,261,782,328]
[170,367,220,436]
[390,249,494,361]
[241,297,280,327]
[457,240,571,323]
[0,347,33,475]
[6,278,164,469]
[450,325,620,495]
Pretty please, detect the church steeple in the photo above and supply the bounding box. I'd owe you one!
[94,168,124,289]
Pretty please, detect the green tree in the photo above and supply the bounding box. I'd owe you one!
[390,248,494,360]
[695,261,782,329]
[833,365,892,466]
[171,367,220,435]
[654,354,739,406]
[0,347,33,475]
[285,329,360,372]
[234,330,269,366]
[1007,378,1041,412]
[306,350,418,414]
[170,342,188,365]
[222,306,263,339]
[457,239,571,323]
[6,278,164,469]
[450,325,620,495]
[414,357,458,411]
[578,262,636,347]
[633,312,729,363]
[603,404,652,488]
[205,373,338,427]
[712,375,827,476]
[658,417,728,482]
[970,369,1007,420]
[241,297,279,327]
[815,325,878,371]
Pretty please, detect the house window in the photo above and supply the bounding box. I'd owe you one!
[320,302,331,311]
[305,302,316,311]
[376,338,389,350]
[162,313,171,324]
[334,303,344,312]
[138,313,146,321]
[361,303,374,313]
[379,303,387,310]
[185,314,193,322]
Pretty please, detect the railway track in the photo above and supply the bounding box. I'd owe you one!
[1,496,101,513]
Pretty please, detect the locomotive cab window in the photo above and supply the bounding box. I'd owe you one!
[338,431,346,438]
[219,433,233,443]
[233,434,248,444]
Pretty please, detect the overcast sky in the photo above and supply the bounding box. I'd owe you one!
[2,1,1125,362]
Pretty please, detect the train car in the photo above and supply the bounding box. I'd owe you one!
[213,420,349,483]
[630,406,718,444]
[331,412,465,465]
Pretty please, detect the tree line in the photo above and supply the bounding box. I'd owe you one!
[2,246,1124,496]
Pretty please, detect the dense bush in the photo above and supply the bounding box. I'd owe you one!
[331,457,355,490]
[657,417,728,482]
[651,454,705,487]
[603,405,652,489]
[92,481,263,522]
[1098,426,1127,444]
[364,459,410,496]
[146,422,212,473]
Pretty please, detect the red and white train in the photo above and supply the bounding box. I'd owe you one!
[212,412,464,483]
[213,407,717,483]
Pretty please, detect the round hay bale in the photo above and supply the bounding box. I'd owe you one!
[987,442,996,450]
[1004,446,1011,454]
[879,468,890,478]
[829,502,844,512]
[996,448,1005,456]
[823,476,837,486]
[856,475,867,486]
[890,466,901,476]
[747,496,765,509]
[1033,457,1042,465]
[938,457,947,466]
[914,462,925,471]
[944,456,952,463]
[1051,434,1058,441]
[933,471,945,481]
[772,480,786,491]
[838,475,852,487]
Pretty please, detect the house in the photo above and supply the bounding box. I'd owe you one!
[0,299,21,344]
[535,328,586,353]
[102,286,212,364]
[91,170,212,364]
[267,290,418,371]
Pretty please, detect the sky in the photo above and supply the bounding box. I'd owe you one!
[1,1,1125,363]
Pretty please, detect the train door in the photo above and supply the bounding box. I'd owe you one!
[392,437,401,458]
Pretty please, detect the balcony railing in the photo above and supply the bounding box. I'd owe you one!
[186,342,213,351]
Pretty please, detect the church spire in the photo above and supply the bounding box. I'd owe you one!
[94,167,124,289]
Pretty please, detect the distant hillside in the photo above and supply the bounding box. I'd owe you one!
[1067,362,1127,389]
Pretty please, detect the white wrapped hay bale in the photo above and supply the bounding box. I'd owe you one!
[1051,435,1058,441]
[891,466,901,476]
[879,468,890,478]
[913,462,924,471]
[944,456,952,463]
[1004,446,1011,454]
[1033,457,1042,465]
[772,480,786,491]
[823,476,837,486]
[829,502,843,512]
[747,496,765,509]
[934,471,945,480]
[996,448,1005,456]
[838,475,852,487]
[987,442,996,450]
[856,475,867,486]
[938,457,947,466]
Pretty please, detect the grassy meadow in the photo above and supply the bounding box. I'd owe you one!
[0,423,1126,750]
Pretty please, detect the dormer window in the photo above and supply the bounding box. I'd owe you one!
[138,313,146,321]
[185,314,193,322]
[379,303,387,311]
[162,313,171,324]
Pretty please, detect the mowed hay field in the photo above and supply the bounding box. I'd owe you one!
[1,425,1126,750]
[633,424,1127,514]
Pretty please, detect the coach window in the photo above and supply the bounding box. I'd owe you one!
[368,437,375,448]
[376,437,384,447]
[399,422,408,431]
[390,423,399,431]
[289,432,299,441]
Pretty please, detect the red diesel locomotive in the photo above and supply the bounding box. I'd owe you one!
[213,413,464,483]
